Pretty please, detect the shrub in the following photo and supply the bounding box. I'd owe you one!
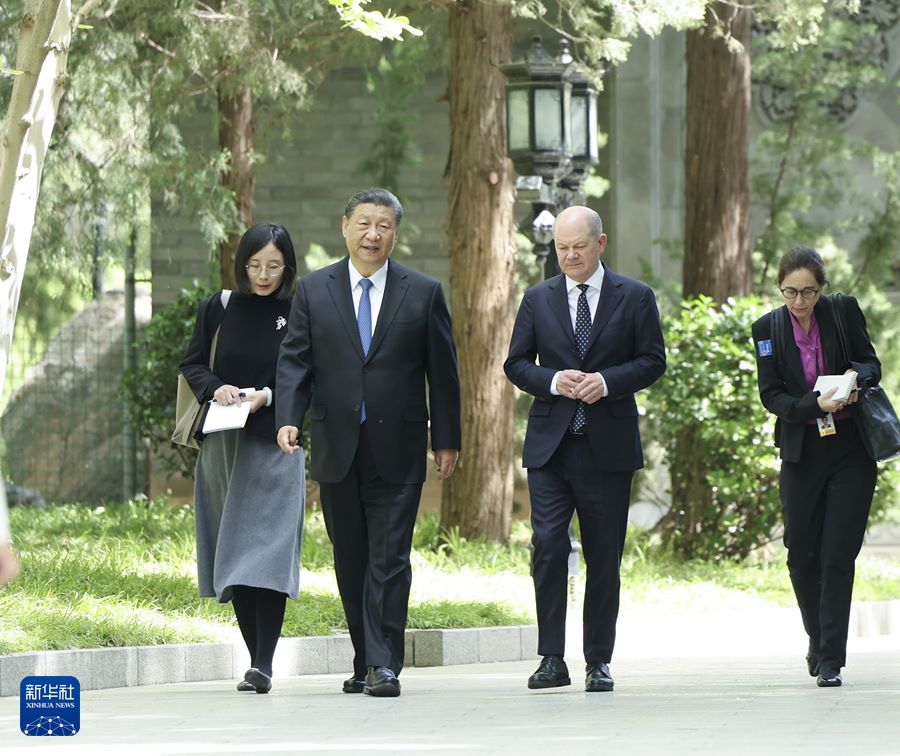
[121,282,214,479]
[645,296,782,561]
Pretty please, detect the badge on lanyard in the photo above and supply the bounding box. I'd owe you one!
[817,412,837,437]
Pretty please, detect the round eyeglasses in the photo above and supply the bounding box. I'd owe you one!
[246,263,285,277]
[780,286,820,301]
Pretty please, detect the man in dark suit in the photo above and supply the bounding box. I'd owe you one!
[276,188,461,698]
[505,205,665,692]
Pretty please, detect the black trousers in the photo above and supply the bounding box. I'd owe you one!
[320,424,422,678]
[780,418,876,668]
[528,432,633,663]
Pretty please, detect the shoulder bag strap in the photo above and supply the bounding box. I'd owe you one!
[208,289,232,370]
[771,305,787,376]
[830,294,852,367]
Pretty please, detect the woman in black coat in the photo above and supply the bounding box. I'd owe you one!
[751,246,880,688]
[180,224,305,694]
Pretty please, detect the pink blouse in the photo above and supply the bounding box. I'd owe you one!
[789,311,851,422]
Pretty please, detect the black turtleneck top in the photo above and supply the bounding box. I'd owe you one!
[180,290,293,441]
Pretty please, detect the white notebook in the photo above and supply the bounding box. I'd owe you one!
[202,388,256,433]
[814,372,858,403]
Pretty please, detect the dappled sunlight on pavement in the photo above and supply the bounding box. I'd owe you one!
[1,635,898,754]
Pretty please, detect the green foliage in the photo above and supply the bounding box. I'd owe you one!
[751,10,894,288]
[645,296,783,561]
[2,262,91,408]
[0,500,530,654]
[515,0,706,76]
[359,37,429,194]
[329,0,423,41]
[749,8,900,526]
[121,282,215,479]
[4,502,899,653]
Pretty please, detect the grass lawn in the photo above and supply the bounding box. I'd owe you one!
[1,499,898,655]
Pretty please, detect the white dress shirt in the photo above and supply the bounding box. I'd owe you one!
[550,265,608,397]
[348,259,389,337]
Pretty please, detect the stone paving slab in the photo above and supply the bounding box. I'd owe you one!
[0,636,897,754]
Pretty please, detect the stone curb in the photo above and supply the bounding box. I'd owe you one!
[0,625,538,698]
[1,600,897,697]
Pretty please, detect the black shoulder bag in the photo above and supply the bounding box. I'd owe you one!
[831,294,900,462]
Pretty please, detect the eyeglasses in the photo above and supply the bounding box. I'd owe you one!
[245,262,285,277]
[780,286,820,301]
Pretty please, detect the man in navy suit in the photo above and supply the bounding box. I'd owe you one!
[276,188,461,697]
[505,205,665,692]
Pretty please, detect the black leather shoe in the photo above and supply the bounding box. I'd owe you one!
[244,667,272,694]
[236,679,255,692]
[806,652,819,677]
[527,655,571,689]
[342,676,366,694]
[817,666,842,687]
[364,666,401,697]
[585,662,614,692]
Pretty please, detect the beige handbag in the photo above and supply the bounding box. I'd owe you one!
[171,290,231,449]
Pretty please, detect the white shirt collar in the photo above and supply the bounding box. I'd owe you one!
[565,263,604,294]
[349,258,389,291]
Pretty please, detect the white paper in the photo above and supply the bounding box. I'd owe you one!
[202,388,256,433]
[814,372,858,403]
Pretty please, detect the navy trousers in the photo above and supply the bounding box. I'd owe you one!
[528,433,633,664]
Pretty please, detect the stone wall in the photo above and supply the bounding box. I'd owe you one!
[2,292,151,504]
[151,23,900,306]
[151,69,453,309]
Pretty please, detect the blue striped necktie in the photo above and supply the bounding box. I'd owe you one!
[357,278,373,423]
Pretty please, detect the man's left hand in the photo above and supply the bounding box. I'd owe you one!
[434,449,459,480]
[574,372,607,405]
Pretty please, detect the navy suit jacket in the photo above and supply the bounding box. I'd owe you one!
[504,263,666,471]
[276,257,461,484]
[751,295,879,463]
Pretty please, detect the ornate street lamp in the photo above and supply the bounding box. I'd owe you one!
[500,35,573,186]
[501,36,601,280]
[562,48,600,191]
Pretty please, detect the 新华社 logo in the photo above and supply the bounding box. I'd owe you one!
[20,676,80,736]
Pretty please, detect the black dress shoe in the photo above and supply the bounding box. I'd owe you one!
[527,655,571,689]
[342,676,366,694]
[364,666,401,697]
[806,652,820,677]
[585,662,614,692]
[817,666,842,687]
[244,667,272,694]
[236,679,256,692]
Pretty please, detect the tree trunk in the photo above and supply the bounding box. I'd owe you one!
[217,85,255,289]
[683,1,751,301]
[0,0,73,400]
[440,0,516,543]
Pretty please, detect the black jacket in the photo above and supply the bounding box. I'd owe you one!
[751,295,880,463]
[504,264,666,471]
[275,257,461,484]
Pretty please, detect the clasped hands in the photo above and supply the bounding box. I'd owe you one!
[557,369,605,405]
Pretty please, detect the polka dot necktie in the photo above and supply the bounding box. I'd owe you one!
[569,283,590,432]
[357,278,373,424]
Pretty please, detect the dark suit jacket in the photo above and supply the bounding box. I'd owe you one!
[751,295,880,463]
[276,257,461,484]
[504,264,667,472]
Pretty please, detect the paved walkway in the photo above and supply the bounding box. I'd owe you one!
[1,634,898,754]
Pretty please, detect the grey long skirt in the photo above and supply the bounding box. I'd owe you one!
[194,429,305,603]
